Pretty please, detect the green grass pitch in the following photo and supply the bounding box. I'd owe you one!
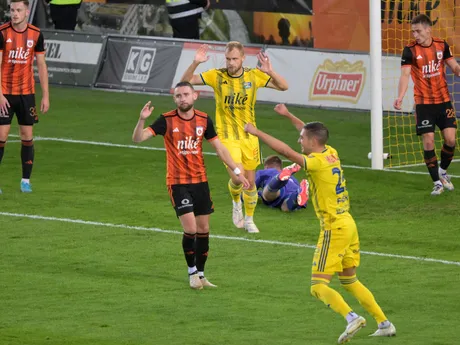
[0,86,459,345]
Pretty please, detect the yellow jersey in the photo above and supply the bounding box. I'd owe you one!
[200,67,271,140]
[302,145,351,229]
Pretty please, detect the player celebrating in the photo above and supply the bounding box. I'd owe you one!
[132,82,249,290]
[256,155,308,212]
[181,42,288,233]
[394,14,460,195]
[0,0,49,193]
[244,113,396,343]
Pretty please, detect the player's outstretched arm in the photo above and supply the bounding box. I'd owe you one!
[209,138,250,188]
[132,101,155,143]
[394,67,411,110]
[180,44,209,85]
[244,123,305,168]
[257,51,288,91]
[274,104,304,132]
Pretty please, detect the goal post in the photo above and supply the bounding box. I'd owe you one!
[370,0,383,170]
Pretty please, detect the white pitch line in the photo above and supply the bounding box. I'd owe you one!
[7,134,460,178]
[1,211,459,267]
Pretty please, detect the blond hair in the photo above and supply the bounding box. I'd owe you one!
[225,41,245,55]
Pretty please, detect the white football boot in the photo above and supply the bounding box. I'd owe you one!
[338,316,366,344]
[439,169,454,191]
[431,183,444,196]
[189,273,203,290]
[369,321,396,337]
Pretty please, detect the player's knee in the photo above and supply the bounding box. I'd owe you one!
[445,139,456,148]
[310,278,330,299]
[422,135,435,150]
[197,224,209,233]
[310,282,327,299]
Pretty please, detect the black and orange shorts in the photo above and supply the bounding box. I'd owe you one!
[0,94,38,126]
[167,182,214,217]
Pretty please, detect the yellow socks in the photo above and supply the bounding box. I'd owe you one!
[228,179,243,203]
[311,278,352,318]
[339,275,387,324]
[242,186,258,217]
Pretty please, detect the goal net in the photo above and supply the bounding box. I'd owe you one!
[382,0,460,168]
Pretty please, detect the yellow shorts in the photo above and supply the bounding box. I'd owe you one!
[312,216,361,275]
[221,137,261,171]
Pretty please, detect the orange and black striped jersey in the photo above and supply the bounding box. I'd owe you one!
[0,22,45,95]
[148,109,218,186]
[401,38,453,104]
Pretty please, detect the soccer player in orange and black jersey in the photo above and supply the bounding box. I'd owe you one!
[0,0,49,194]
[394,14,460,196]
[132,81,249,290]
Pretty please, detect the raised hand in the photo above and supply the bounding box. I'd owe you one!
[140,101,154,120]
[256,51,272,74]
[274,103,290,116]
[194,44,210,64]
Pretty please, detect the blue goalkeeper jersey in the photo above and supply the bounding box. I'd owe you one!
[255,168,300,198]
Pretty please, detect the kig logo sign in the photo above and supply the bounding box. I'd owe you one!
[122,46,156,84]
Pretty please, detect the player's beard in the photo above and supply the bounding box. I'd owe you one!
[178,103,193,112]
[227,63,243,75]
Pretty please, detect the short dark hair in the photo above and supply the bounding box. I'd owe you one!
[303,122,329,145]
[411,14,432,26]
[175,81,195,90]
[11,0,29,6]
[264,155,282,169]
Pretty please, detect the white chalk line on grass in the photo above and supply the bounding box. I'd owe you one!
[8,134,460,178]
[1,211,459,267]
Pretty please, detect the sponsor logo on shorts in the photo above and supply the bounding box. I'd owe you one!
[309,59,366,104]
[418,119,431,129]
[178,198,193,210]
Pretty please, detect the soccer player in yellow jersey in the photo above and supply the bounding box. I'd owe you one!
[181,42,288,233]
[244,104,396,343]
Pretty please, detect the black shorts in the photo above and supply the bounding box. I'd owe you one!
[415,101,457,135]
[0,94,38,126]
[168,182,214,217]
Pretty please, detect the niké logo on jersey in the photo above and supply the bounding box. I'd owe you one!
[422,59,441,76]
[8,47,31,63]
[224,93,248,105]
